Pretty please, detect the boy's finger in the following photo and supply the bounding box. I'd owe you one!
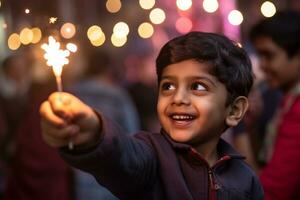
[48,93,73,121]
[40,101,67,128]
[41,119,79,140]
[42,130,75,148]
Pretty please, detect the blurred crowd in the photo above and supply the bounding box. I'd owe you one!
[0,10,300,200]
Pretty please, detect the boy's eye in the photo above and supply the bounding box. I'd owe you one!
[161,82,176,91]
[191,82,206,91]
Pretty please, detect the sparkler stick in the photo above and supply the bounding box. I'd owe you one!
[41,36,73,150]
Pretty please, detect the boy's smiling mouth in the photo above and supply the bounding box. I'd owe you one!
[170,114,195,120]
[168,113,197,127]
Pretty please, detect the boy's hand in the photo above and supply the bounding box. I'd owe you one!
[40,92,101,148]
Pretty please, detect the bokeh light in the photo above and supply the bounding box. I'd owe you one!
[87,25,103,41]
[261,1,276,17]
[138,22,154,38]
[106,0,121,13]
[149,8,166,25]
[139,0,155,10]
[203,0,219,13]
[25,8,30,14]
[175,17,193,34]
[60,22,76,39]
[90,35,106,47]
[31,27,42,44]
[176,0,192,11]
[228,10,243,26]
[111,34,127,47]
[66,43,77,53]
[113,22,129,38]
[20,27,33,45]
[8,33,21,50]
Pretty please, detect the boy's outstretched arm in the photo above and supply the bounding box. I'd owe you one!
[39,92,101,149]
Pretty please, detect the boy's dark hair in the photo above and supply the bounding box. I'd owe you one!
[156,31,253,105]
[250,10,300,58]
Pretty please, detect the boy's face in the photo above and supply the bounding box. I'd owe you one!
[253,36,300,92]
[157,59,231,146]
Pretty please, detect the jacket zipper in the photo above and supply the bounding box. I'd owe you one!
[208,169,216,200]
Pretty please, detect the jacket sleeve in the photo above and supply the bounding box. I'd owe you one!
[59,114,157,197]
[251,174,265,200]
[260,98,300,200]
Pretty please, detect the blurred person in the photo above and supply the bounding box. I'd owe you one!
[0,54,32,197]
[2,53,72,200]
[126,52,160,133]
[69,49,140,200]
[39,32,264,199]
[250,10,300,200]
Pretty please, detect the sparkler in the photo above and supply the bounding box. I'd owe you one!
[41,36,74,150]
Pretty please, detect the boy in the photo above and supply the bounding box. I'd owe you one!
[250,11,300,200]
[40,32,264,200]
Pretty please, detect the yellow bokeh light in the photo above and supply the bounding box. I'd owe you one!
[106,0,121,13]
[60,23,76,39]
[111,34,127,47]
[149,8,166,25]
[113,22,129,38]
[20,27,33,45]
[138,22,154,38]
[139,0,155,10]
[176,0,192,11]
[31,27,42,44]
[8,33,21,50]
[87,25,103,41]
[90,34,106,47]
[261,1,276,18]
[203,0,219,13]
[66,43,77,53]
[228,10,243,26]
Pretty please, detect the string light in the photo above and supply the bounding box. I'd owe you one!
[138,22,154,38]
[175,17,193,34]
[60,23,76,39]
[228,10,243,26]
[25,8,30,14]
[139,0,155,10]
[113,22,129,38]
[31,27,42,44]
[20,27,33,45]
[176,0,192,11]
[203,0,219,13]
[106,0,121,13]
[111,33,127,47]
[8,33,21,50]
[261,1,276,17]
[149,8,166,24]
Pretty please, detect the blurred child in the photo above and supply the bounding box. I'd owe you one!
[39,32,264,199]
[250,10,300,200]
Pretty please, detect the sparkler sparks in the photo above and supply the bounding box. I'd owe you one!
[49,17,58,24]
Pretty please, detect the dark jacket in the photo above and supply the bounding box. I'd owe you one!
[61,117,264,200]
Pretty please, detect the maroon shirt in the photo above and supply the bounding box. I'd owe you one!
[4,83,72,200]
[260,90,300,200]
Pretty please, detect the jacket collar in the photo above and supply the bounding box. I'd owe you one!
[160,129,244,159]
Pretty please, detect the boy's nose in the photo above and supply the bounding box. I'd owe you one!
[172,88,190,105]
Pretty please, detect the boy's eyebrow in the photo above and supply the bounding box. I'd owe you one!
[161,75,217,87]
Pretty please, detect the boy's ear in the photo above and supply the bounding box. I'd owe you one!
[225,96,249,127]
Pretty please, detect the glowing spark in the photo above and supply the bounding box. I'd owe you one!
[41,36,70,77]
[25,8,30,14]
[49,17,58,24]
